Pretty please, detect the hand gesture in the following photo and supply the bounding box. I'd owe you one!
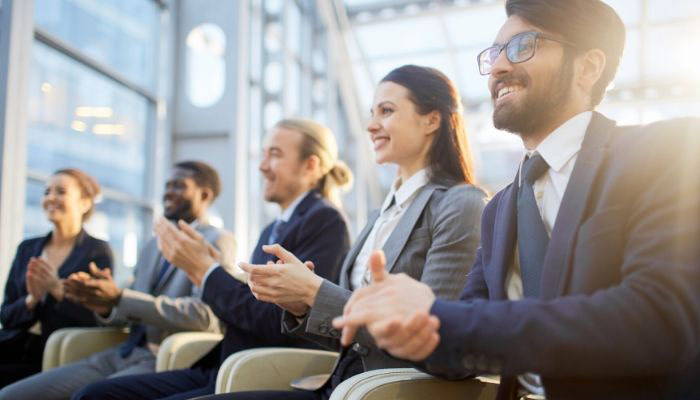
[332,250,440,362]
[239,244,323,315]
[27,257,63,301]
[153,218,216,286]
[64,262,121,316]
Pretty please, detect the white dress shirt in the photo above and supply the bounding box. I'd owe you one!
[349,169,429,290]
[202,191,310,287]
[506,111,592,395]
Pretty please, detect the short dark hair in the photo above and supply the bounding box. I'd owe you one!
[53,168,101,221]
[505,0,626,106]
[381,65,476,186]
[174,160,221,200]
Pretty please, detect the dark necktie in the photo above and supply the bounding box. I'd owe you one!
[119,257,170,358]
[267,219,287,245]
[517,153,550,298]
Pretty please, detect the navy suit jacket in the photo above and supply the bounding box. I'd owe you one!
[196,191,351,374]
[0,230,113,345]
[421,113,700,399]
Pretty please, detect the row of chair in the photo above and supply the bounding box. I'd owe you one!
[43,327,533,400]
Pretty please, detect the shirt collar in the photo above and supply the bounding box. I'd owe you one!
[532,111,592,173]
[279,191,310,222]
[381,168,429,213]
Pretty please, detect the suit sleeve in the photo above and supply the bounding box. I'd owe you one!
[105,235,226,333]
[422,124,700,379]
[0,241,38,330]
[297,186,487,350]
[201,207,349,343]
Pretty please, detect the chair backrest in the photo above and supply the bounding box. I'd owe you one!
[216,348,339,394]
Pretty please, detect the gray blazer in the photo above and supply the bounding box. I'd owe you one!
[283,182,487,372]
[98,223,237,346]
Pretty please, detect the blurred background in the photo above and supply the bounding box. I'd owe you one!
[0,0,698,288]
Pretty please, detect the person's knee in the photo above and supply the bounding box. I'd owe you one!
[0,380,35,400]
[70,381,103,400]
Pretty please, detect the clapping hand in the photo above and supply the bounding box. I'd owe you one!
[332,250,441,362]
[153,217,218,286]
[64,262,121,316]
[240,244,323,316]
[27,257,63,302]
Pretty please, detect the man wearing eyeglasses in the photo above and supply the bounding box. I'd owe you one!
[333,0,700,399]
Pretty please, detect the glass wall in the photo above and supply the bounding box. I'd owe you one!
[24,0,163,284]
[244,0,362,236]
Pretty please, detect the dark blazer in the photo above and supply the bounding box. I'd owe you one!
[421,113,700,400]
[0,230,113,345]
[196,190,351,373]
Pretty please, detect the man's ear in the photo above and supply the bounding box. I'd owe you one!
[305,154,321,174]
[200,187,214,204]
[576,48,607,101]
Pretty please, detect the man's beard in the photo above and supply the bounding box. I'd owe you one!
[492,59,574,138]
[164,198,196,223]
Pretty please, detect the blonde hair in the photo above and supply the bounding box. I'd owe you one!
[275,118,353,208]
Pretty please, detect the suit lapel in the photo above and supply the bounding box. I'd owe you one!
[339,210,379,289]
[540,112,615,299]
[489,179,518,300]
[383,184,440,274]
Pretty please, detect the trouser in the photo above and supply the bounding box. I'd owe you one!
[0,344,155,400]
[71,367,213,400]
[0,332,44,388]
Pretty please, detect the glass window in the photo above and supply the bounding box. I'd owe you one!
[264,61,284,93]
[648,0,700,23]
[286,61,301,115]
[28,41,149,199]
[285,1,302,56]
[614,28,641,86]
[354,16,447,58]
[644,23,699,82]
[443,6,505,48]
[186,23,226,108]
[34,0,159,91]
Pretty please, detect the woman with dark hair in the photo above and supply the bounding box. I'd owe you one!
[201,64,487,400]
[0,168,113,387]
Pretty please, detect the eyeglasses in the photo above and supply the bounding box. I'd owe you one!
[477,31,576,75]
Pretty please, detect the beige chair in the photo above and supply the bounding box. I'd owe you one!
[328,368,500,400]
[215,348,338,394]
[42,328,222,373]
[156,331,222,372]
[42,327,129,371]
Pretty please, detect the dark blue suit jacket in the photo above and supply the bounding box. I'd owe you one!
[196,191,351,375]
[421,113,700,399]
[0,230,113,345]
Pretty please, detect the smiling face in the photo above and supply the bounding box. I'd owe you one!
[162,168,209,223]
[489,15,577,140]
[367,81,436,176]
[259,126,317,210]
[42,173,91,226]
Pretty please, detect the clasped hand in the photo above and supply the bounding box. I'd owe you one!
[240,244,322,317]
[153,217,221,286]
[64,262,121,316]
[332,250,441,362]
[26,257,63,305]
